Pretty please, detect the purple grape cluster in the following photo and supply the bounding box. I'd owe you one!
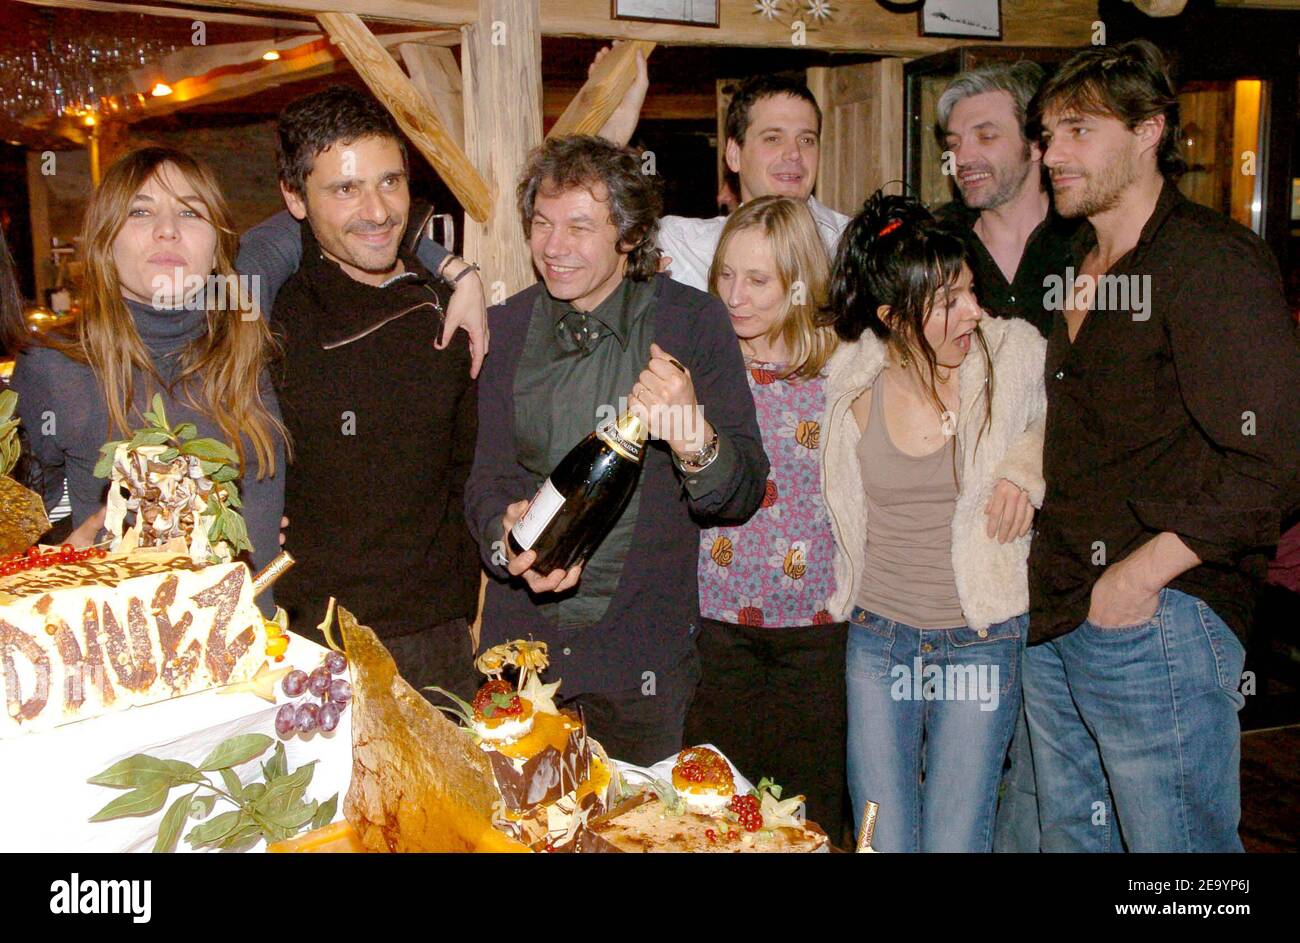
[274,651,352,738]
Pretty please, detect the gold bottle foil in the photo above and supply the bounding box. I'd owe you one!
[856,800,880,853]
[251,550,295,598]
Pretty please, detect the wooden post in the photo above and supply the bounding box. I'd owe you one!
[808,59,905,216]
[93,120,129,181]
[26,153,51,303]
[461,0,542,297]
[400,43,465,150]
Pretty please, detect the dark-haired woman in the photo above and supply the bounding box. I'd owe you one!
[821,192,1046,852]
[9,147,286,609]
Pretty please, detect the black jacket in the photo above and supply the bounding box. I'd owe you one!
[272,220,478,640]
[1029,182,1300,642]
[465,274,768,693]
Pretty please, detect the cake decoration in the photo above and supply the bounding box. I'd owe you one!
[0,390,51,557]
[0,551,266,738]
[97,394,252,566]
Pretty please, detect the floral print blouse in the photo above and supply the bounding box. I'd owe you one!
[697,361,837,627]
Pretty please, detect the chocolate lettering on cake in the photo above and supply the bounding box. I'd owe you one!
[80,601,117,708]
[0,557,199,595]
[52,619,85,712]
[152,576,199,692]
[1,560,263,735]
[99,600,158,692]
[192,568,254,685]
[0,619,51,722]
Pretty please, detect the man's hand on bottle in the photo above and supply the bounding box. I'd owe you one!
[500,499,583,593]
[629,343,712,459]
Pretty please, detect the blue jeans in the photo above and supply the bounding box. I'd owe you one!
[992,698,1042,852]
[1023,588,1246,852]
[846,608,1025,852]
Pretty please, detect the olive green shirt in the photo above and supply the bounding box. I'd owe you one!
[512,276,735,628]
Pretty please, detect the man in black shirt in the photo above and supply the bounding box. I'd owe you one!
[934,60,1078,339]
[267,86,481,699]
[1026,41,1300,852]
[934,60,1070,853]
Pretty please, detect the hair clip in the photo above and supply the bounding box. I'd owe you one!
[878,219,902,237]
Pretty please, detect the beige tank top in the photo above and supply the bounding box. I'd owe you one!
[855,378,966,629]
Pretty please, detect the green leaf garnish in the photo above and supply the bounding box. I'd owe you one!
[650,777,686,816]
[198,733,272,772]
[154,791,195,854]
[89,732,334,852]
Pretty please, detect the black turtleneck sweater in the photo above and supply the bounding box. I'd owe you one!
[9,298,286,614]
[270,220,479,640]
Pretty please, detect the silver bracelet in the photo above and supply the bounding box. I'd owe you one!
[672,430,720,474]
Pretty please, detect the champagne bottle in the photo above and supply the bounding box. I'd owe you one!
[508,411,649,574]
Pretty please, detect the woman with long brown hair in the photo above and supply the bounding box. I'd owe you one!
[683,196,846,841]
[10,147,286,604]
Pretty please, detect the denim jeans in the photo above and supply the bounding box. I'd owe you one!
[1023,588,1246,852]
[846,608,1025,852]
[992,699,1042,852]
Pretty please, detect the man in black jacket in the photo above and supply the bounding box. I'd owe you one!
[465,136,768,765]
[269,86,480,699]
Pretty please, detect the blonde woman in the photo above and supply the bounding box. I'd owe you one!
[10,147,286,608]
[683,196,845,841]
[822,191,1046,852]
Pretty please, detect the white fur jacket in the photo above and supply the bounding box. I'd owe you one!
[820,316,1047,630]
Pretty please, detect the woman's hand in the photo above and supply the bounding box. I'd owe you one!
[437,257,489,378]
[68,506,106,549]
[984,478,1033,544]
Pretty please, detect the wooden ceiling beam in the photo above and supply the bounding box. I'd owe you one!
[399,44,464,149]
[15,0,316,30]
[315,12,491,222]
[125,36,347,120]
[112,28,457,121]
[169,0,1100,56]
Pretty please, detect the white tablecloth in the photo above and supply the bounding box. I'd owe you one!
[0,633,352,853]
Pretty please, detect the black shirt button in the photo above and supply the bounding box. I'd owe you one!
[1054,370,1065,380]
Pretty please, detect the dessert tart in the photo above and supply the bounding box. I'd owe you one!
[671,745,736,814]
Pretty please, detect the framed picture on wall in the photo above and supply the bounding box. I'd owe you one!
[611,0,720,27]
[919,0,1002,40]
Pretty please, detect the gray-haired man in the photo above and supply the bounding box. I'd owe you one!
[935,60,1078,339]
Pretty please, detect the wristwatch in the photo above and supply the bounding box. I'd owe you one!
[672,429,720,473]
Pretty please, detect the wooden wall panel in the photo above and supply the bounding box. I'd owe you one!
[809,58,905,218]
